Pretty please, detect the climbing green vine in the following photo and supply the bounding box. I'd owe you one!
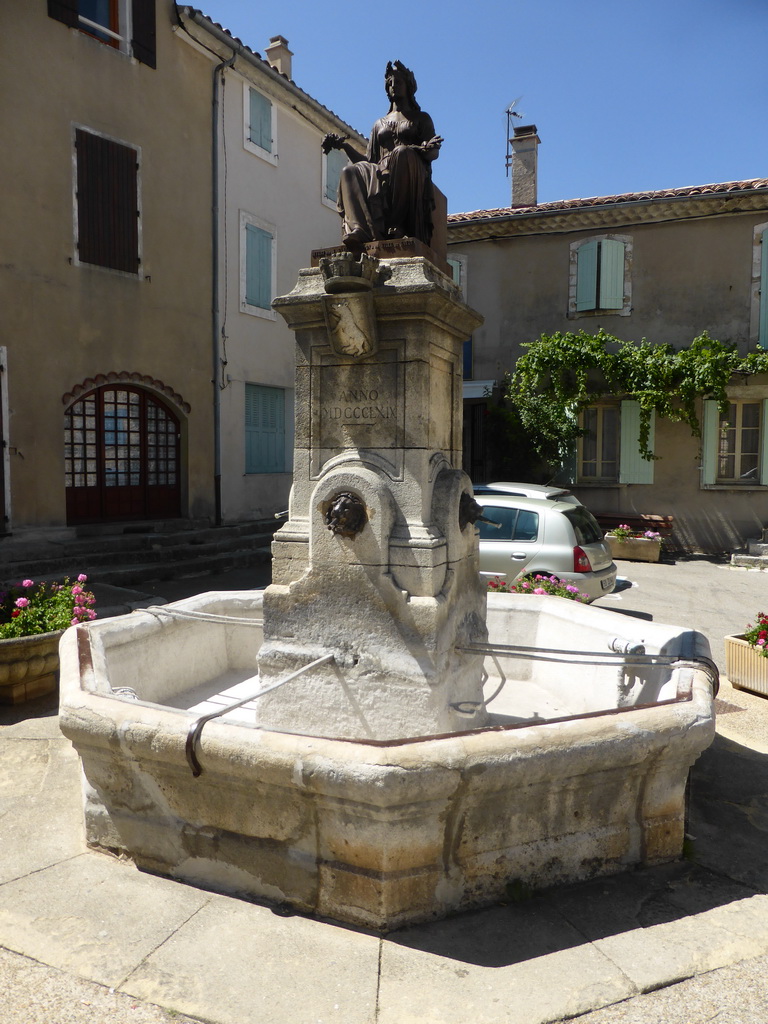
[505,330,768,464]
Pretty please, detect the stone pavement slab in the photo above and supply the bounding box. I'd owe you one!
[568,953,768,1023]
[122,896,381,1024]
[0,854,211,989]
[0,947,200,1024]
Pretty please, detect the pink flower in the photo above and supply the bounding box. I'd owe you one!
[22,579,34,588]
[71,585,83,595]
[566,585,579,593]
[758,639,766,646]
[77,574,88,583]
[14,597,29,609]
[534,587,546,595]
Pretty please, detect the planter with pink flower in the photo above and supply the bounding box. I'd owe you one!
[725,611,768,697]
[487,574,590,602]
[606,524,663,563]
[0,575,96,704]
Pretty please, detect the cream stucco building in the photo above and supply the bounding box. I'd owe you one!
[0,2,362,539]
[448,127,768,553]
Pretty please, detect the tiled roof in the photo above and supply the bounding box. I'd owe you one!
[178,7,364,140]
[448,178,768,224]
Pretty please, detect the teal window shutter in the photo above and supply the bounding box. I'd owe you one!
[701,400,719,486]
[324,148,346,202]
[576,239,598,311]
[760,228,768,349]
[599,239,625,310]
[245,223,272,309]
[249,88,272,152]
[619,400,654,483]
[245,384,285,473]
[760,399,768,485]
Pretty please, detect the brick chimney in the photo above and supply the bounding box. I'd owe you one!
[510,124,540,207]
[265,35,293,78]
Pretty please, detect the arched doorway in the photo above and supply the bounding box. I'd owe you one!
[65,386,181,524]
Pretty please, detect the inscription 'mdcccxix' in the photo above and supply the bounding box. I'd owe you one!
[322,388,396,424]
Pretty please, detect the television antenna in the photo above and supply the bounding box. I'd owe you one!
[505,96,524,176]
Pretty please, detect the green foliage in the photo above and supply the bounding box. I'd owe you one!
[506,330,768,463]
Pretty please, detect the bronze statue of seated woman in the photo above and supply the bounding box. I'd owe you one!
[323,60,443,253]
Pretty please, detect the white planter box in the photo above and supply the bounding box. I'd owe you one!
[607,536,662,562]
[724,634,768,697]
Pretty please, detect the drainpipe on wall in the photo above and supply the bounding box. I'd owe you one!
[212,48,236,527]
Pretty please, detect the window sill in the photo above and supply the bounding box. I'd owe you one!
[243,141,278,166]
[701,483,768,491]
[575,481,624,488]
[241,303,276,321]
[568,308,631,319]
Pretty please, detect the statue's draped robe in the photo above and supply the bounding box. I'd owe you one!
[337,110,437,246]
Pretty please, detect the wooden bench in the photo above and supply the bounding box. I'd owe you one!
[594,512,675,538]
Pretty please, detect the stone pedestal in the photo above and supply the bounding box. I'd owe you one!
[257,256,487,740]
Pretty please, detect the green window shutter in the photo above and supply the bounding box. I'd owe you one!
[324,148,346,202]
[701,400,719,486]
[760,228,768,349]
[245,384,285,473]
[760,399,768,485]
[576,239,598,311]
[619,400,654,484]
[245,223,272,309]
[249,88,272,152]
[447,257,462,286]
[599,239,625,310]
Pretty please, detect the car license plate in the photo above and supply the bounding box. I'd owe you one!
[601,577,613,590]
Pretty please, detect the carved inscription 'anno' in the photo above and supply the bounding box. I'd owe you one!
[321,388,396,424]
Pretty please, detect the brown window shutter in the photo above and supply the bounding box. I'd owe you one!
[76,129,139,274]
[47,0,79,28]
[131,0,157,68]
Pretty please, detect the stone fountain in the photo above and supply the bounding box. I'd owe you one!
[59,250,716,929]
[58,65,716,929]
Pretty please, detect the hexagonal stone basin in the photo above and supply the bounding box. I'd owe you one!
[59,590,715,930]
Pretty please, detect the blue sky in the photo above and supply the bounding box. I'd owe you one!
[198,0,768,215]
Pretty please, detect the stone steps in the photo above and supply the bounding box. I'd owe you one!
[0,519,278,590]
[730,530,768,569]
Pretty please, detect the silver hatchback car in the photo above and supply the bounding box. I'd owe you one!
[474,493,617,602]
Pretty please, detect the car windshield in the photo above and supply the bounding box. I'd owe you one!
[564,507,604,545]
[476,506,539,542]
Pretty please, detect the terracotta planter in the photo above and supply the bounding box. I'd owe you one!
[0,630,64,705]
[606,535,662,562]
[725,634,768,697]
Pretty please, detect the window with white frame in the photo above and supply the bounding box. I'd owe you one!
[322,148,348,207]
[751,223,768,348]
[244,84,277,163]
[701,398,768,486]
[245,384,286,474]
[240,213,276,317]
[579,404,619,481]
[569,235,632,316]
[577,400,655,484]
[48,0,156,66]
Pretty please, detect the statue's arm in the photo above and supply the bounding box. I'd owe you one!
[416,113,442,162]
[322,133,366,163]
